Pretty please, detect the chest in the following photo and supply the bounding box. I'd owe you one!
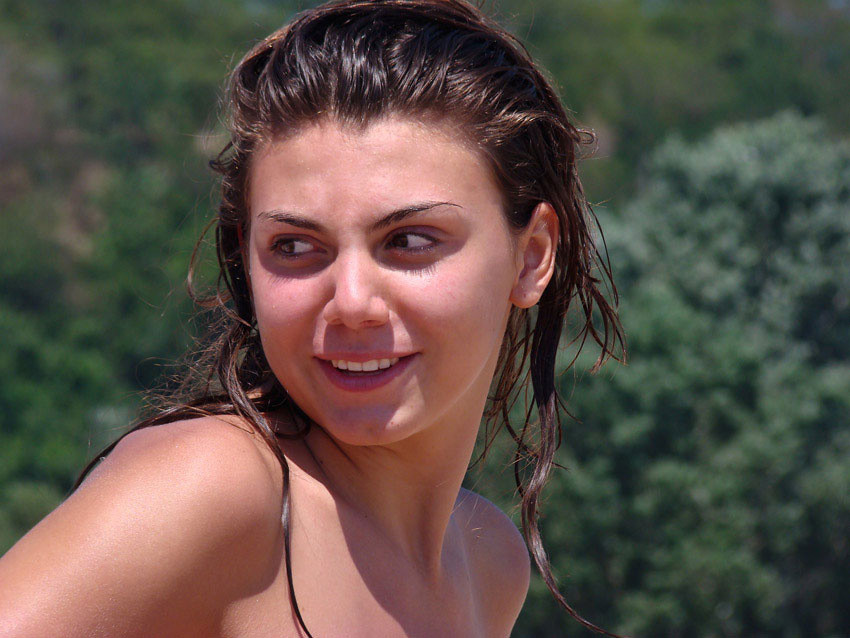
[219,519,492,638]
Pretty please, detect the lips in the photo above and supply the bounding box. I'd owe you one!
[317,353,416,392]
[330,357,400,371]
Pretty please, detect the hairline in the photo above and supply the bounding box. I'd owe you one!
[242,110,523,246]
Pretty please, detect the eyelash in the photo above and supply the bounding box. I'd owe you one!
[270,237,315,258]
[271,231,438,259]
[385,231,438,253]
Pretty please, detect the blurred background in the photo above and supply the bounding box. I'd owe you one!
[1,0,848,636]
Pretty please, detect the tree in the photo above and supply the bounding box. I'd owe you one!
[0,0,298,551]
[507,111,850,637]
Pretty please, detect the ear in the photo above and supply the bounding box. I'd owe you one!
[510,202,559,309]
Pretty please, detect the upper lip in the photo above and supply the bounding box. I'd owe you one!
[316,352,415,362]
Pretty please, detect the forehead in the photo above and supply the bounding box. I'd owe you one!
[247,115,507,224]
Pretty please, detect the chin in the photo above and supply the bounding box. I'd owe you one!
[306,404,421,447]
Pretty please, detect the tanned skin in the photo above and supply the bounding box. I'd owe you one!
[0,116,559,638]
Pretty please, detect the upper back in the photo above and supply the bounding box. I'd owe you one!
[0,417,531,638]
[0,416,286,638]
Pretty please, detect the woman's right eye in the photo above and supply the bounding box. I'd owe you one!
[272,237,316,258]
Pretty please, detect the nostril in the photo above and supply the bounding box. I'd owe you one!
[322,275,391,328]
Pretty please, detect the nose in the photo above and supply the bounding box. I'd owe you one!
[322,250,390,329]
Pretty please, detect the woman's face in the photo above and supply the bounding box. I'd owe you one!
[247,116,524,446]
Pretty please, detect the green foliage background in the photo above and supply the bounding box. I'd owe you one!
[1,1,848,636]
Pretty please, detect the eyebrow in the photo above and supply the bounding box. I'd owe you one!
[256,201,462,233]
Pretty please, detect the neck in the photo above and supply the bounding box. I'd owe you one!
[291,396,486,579]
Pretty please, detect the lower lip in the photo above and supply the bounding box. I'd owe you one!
[317,355,416,392]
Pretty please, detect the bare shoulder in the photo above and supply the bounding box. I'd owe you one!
[82,415,285,550]
[454,488,531,628]
[83,414,287,581]
[91,414,284,510]
[0,415,285,638]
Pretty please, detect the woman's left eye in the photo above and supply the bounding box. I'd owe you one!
[386,232,437,253]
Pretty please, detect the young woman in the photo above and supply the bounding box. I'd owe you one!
[0,1,624,636]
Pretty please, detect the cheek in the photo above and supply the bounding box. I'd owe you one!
[409,249,515,353]
[250,273,322,353]
[253,280,298,328]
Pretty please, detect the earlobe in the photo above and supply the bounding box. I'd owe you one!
[510,202,559,309]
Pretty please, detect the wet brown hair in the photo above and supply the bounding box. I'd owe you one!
[77,0,625,635]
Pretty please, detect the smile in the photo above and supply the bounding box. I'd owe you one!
[331,357,400,372]
[318,354,416,392]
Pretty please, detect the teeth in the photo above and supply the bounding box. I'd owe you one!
[331,357,401,371]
